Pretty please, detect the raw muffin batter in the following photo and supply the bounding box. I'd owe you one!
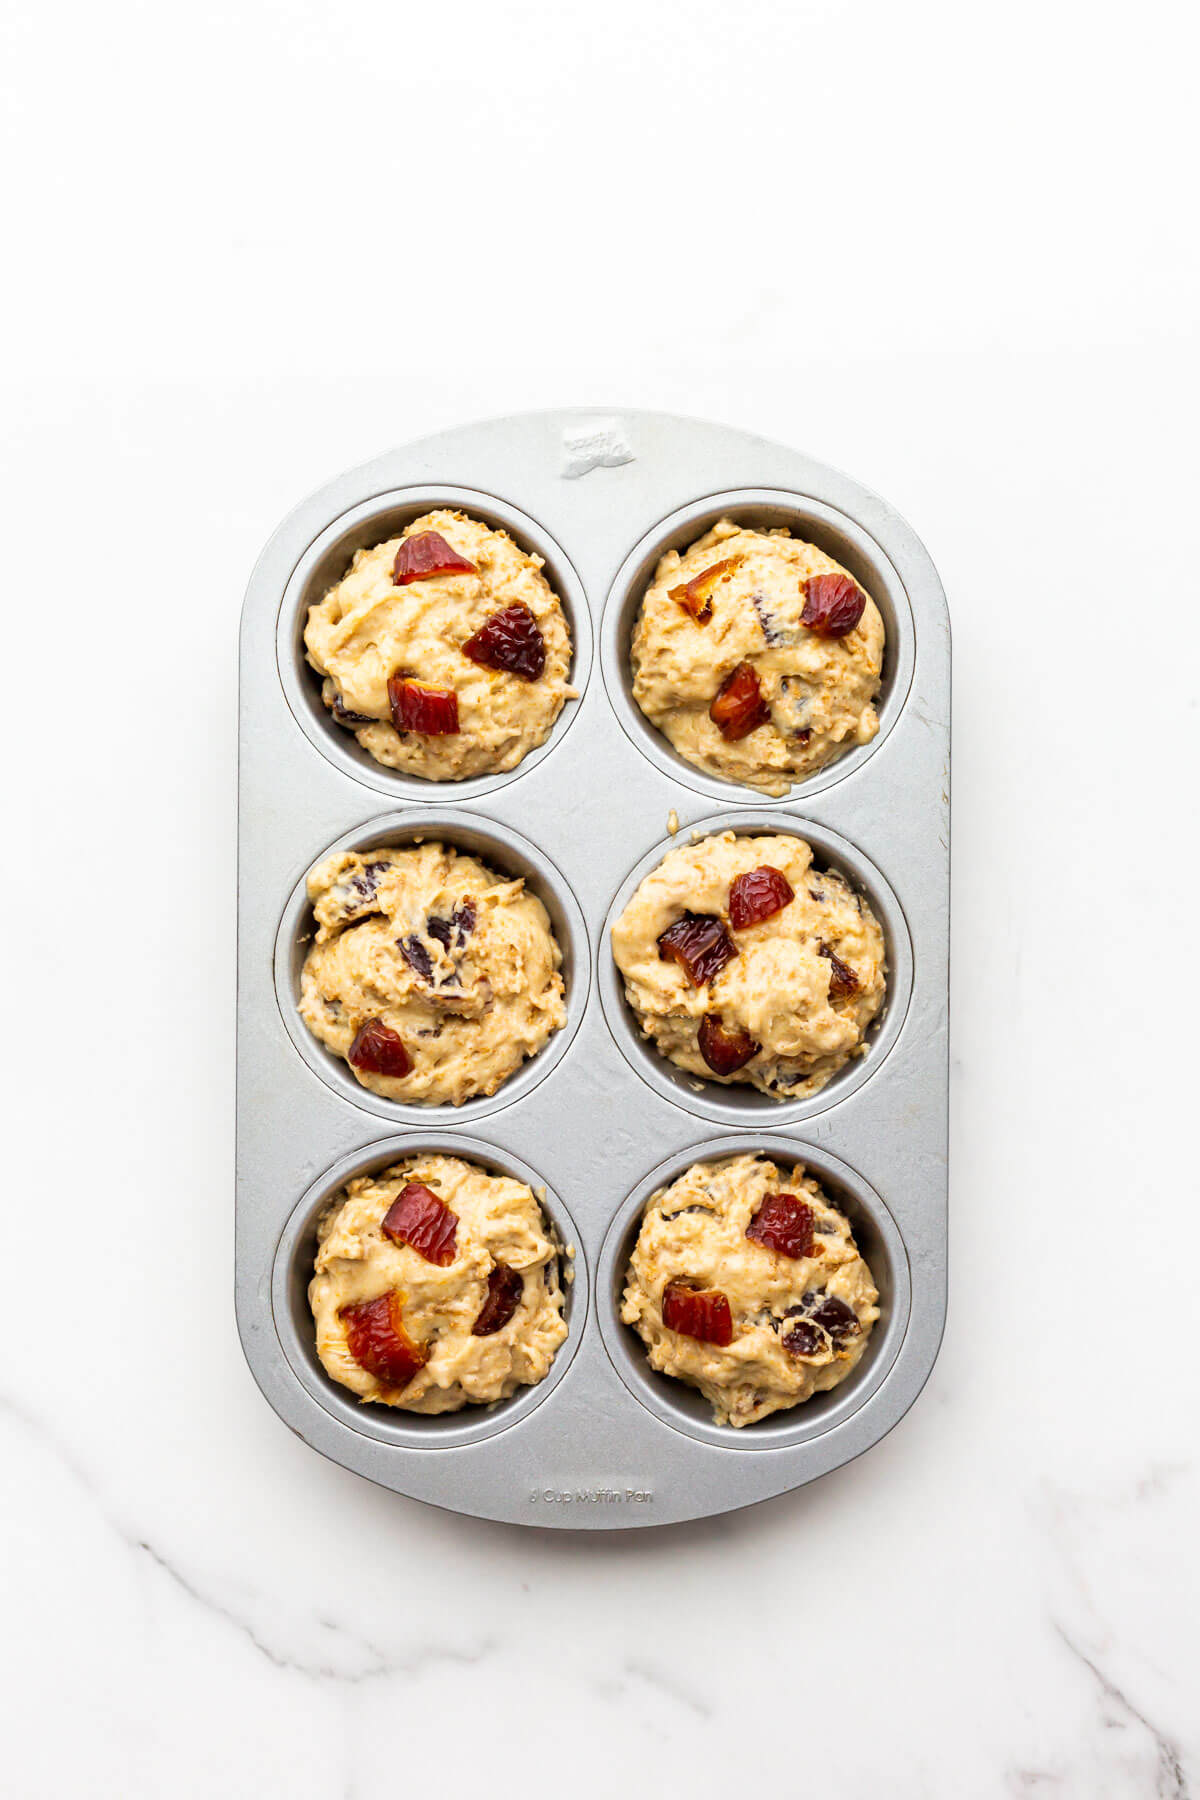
[622,1152,878,1427]
[631,519,884,794]
[305,508,574,780]
[311,1153,568,1412]
[299,842,566,1105]
[611,830,885,1099]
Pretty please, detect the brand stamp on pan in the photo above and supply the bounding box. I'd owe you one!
[530,1487,654,1506]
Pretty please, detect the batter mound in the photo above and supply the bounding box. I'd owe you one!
[631,519,884,794]
[622,1153,879,1427]
[299,842,566,1106]
[311,1154,568,1412]
[611,830,885,1099]
[304,508,575,780]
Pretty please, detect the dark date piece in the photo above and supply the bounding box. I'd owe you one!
[819,944,860,1000]
[347,1018,413,1079]
[698,1012,759,1075]
[381,1181,458,1266]
[392,530,477,585]
[662,1281,734,1347]
[472,1263,524,1336]
[462,602,546,680]
[657,914,737,987]
[801,572,866,637]
[728,865,795,929]
[709,661,770,741]
[745,1192,815,1260]
[668,556,741,624]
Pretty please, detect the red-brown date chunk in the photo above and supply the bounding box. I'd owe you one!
[819,944,860,1000]
[698,1012,760,1076]
[662,1281,734,1347]
[728,865,795,929]
[471,1263,524,1336]
[461,602,546,680]
[746,1192,815,1260]
[392,530,477,585]
[340,1292,428,1388]
[388,675,460,735]
[348,1018,413,1078]
[381,1182,458,1266]
[668,556,741,624]
[709,661,770,741]
[801,572,866,637]
[657,913,737,987]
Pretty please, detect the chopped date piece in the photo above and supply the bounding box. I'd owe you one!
[388,675,460,735]
[751,590,790,646]
[340,1292,428,1388]
[698,1012,760,1076]
[782,1318,824,1358]
[728,865,795,929]
[819,943,860,1000]
[808,1292,860,1345]
[746,1192,815,1260]
[462,602,546,680]
[471,1263,524,1336]
[657,913,737,987]
[801,572,866,638]
[427,899,476,949]
[392,530,477,585]
[398,935,434,982]
[381,1181,458,1265]
[662,1281,734,1347]
[347,1018,413,1078]
[331,693,375,727]
[668,556,741,623]
[709,661,770,741]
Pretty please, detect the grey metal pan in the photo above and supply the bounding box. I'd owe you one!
[237,409,951,1529]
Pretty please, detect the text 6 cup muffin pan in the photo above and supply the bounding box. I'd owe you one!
[236,409,950,1529]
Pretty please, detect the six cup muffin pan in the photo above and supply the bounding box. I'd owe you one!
[236,408,951,1529]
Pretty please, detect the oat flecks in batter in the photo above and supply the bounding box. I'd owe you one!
[304,509,574,780]
[611,830,885,1099]
[299,842,566,1106]
[311,1154,568,1413]
[623,1153,879,1427]
[631,519,884,795]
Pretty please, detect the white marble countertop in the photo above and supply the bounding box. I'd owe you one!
[3,0,1197,1792]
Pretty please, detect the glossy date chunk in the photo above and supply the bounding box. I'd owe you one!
[392,530,477,585]
[347,1018,413,1078]
[657,913,737,987]
[462,602,546,680]
[668,556,741,624]
[819,944,860,999]
[709,661,770,741]
[381,1181,459,1266]
[698,1012,759,1076]
[340,1292,428,1388]
[728,865,795,929]
[662,1280,734,1347]
[388,675,460,735]
[745,1191,815,1260]
[471,1263,525,1336]
[801,572,866,637]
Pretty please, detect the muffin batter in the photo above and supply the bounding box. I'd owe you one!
[631,519,884,794]
[311,1153,568,1412]
[622,1153,879,1427]
[299,842,566,1105]
[611,830,885,1098]
[305,509,575,780]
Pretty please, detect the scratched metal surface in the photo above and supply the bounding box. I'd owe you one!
[236,409,951,1529]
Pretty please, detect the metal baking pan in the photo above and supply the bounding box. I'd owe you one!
[236,408,951,1529]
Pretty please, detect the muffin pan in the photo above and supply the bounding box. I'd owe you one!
[237,408,951,1529]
